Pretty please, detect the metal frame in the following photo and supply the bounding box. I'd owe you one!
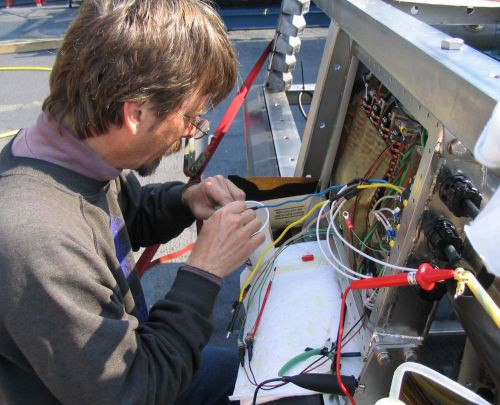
[243,0,499,402]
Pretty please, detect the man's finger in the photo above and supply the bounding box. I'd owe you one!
[206,176,233,207]
[243,217,264,236]
[239,208,257,226]
[221,200,247,214]
[225,179,246,201]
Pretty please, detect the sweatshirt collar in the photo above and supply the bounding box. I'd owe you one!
[12,112,121,182]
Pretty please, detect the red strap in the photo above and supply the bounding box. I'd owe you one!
[198,40,273,174]
[137,40,273,277]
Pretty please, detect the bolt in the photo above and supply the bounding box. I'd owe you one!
[375,348,391,366]
[319,121,326,129]
[334,64,341,71]
[447,139,467,156]
[403,348,418,362]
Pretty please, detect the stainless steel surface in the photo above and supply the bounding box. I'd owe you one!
[244,87,280,176]
[295,23,353,178]
[286,83,315,105]
[264,89,303,176]
[383,0,500,25]
[429,319,466,336]
[313,0,500,152]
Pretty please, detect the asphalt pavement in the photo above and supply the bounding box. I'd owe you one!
[0,2,327,346]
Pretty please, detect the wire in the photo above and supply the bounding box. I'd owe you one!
[255,179,388,210]
[336,287,356,404]
[252,378,286,405]
[239,200,329,301]
[357,183,403,194]
[0,66,52,72]
[317,200,368,280]
[330,200,417,272]
[298,91,309,119]
[0,130,19,139]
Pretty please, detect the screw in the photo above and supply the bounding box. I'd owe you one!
[319,121,326,129]
[334,64,341,71]
[375,348,391,366]
[448,139,467,156]
[403,348,418,362]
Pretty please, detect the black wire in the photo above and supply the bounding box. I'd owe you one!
[248,360,258,386]
[243,365,258,386]
[252,378,286,405]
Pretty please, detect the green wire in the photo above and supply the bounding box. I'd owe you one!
[420,128,427,148]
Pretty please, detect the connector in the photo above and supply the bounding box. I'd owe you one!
[439,174,482,219]
[238,340,246,367]
[425,219,463,263]
[245,333,255,363]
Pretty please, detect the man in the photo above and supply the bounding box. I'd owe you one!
[0,0,263,404]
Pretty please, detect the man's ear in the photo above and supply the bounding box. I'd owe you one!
[122,101,143,135]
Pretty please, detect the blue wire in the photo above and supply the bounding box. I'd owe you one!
[254,179,389,210]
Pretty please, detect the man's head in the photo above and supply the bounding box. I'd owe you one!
[43,0,237,174]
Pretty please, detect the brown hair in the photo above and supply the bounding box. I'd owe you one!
[43,0,237,139]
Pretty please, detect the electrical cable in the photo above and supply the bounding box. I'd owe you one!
[317,200,368,281]
[239,200,329,302]
[0,130,18,138]
[255,179,388,210]
[330,200,417,272]
[0,66,52,72]
[336,286,356,404]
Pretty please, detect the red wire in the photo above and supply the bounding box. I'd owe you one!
[138,243,194,278]
[252,277,274,339]
[337,287,356,405]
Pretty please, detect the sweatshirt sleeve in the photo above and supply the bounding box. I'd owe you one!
[118,171,196,250]
[1,217,219,405]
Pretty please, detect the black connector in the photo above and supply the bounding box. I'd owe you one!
[439,174,482,219]
[238,340,246,367]
[282,373,357,396]
[425,219,463,264]
[245,334,254,363]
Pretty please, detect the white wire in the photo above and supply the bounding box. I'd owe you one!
[330,200,417,272]
[315,201,361,281]
[378,207,397,218]
[371,210,391,230]
[373,195,399,211]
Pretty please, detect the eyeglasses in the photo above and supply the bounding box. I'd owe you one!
[184,115,210,140]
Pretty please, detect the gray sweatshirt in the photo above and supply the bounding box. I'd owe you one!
[0,136,220,404]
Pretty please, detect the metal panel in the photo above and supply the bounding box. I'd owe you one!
[385,0,500,26]
[244,87,280,176]
[295,23,353,178]
[264,89,303,176]
[313,0,500,151]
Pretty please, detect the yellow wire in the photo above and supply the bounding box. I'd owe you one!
[0,130,19,138]
[0,67,52,72]
[357,183,403,194]
[455,270,500,328]
[239,200,329,302]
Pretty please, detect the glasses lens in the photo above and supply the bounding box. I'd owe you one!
[193,119,210,139]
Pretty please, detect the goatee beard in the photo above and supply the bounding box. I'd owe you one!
[136,157,162,177]
[135,139,182,177]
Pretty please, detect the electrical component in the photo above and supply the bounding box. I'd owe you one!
[282,373,357,395]
[425,219,463,263]
[439,174,482,219]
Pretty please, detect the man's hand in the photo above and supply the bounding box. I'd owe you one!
[187,201,265,278]
[182,175,245,220]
